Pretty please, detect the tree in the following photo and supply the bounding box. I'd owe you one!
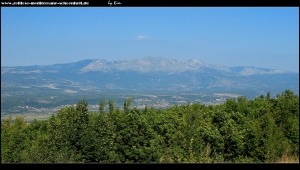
[76,98,89,124]
[123,97,132,114]
[108,100,115,115]
[1,116,28,163]
[99,98,105,114]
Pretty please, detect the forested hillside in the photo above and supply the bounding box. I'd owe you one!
[1,89,299,163]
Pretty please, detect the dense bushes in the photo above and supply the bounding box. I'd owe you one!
[1,90,299,163]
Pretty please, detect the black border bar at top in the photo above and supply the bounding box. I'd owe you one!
[0,1,298,7]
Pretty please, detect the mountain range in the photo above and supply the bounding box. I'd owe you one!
[1,56,299,97]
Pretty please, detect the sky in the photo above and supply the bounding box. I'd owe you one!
[1,7,299,73]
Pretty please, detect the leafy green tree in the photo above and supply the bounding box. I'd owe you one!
[1,116,28,163]
[76,98,89,124]
[47,107,81,162]
[81,112,117,162]
[271,90,299,156]
[108,100,115,115]
[20,119,52,162]
[224,98,238,113]
[123,97,132,114]
[258,112,288,162]
[99,98,105,114]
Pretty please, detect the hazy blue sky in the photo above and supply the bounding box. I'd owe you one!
[1,7,299,72]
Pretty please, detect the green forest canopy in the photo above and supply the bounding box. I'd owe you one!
[1,89,299,163]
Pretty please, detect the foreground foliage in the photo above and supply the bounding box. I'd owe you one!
[1,90,299,163]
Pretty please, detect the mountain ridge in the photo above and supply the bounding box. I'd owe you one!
[1,56,294,76]
[1,57,299,95]
[1,56,298,97]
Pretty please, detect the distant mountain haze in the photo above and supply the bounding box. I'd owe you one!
[1,56,299,96]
